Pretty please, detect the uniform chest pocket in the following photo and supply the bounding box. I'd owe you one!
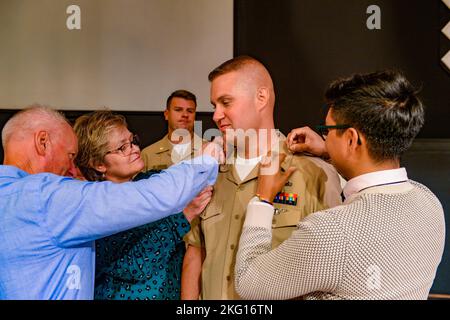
[272,206,302,228]
[200,198,224,221]
[271,206,303,249]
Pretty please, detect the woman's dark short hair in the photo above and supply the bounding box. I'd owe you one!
[325,70,425,161]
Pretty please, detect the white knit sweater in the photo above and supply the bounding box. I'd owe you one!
[235,180,445,300]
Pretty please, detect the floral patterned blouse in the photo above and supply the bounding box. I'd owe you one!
[94,171,190,300]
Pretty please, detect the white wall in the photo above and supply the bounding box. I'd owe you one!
[0,0,233,111]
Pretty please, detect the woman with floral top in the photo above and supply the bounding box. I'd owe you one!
[73,110,212,300]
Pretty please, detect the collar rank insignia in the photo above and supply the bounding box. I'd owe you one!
[273,192,298,206]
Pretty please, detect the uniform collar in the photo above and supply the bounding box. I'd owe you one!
[226,132,291,185]
[343,167,408,199]
[157,133,203,154]
[154,134,172,154]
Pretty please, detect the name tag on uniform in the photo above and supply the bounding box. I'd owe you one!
[273,192,298,206]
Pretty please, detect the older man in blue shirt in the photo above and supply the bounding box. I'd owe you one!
[0,106,218,300]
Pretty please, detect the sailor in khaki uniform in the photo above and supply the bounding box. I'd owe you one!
[184,137,341,299]
[141,90,204,170]
[141,133,204,171]
[181,56,343,300]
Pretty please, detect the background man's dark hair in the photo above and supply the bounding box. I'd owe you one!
[166,90,197,109]
[325,70,425,161]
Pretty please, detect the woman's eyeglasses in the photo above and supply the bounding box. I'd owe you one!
[105,134,140,156]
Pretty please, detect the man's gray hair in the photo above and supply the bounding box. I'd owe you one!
[1,104,69,148]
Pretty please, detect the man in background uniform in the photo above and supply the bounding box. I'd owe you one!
[141,90,204,170]
[181,56,343,300]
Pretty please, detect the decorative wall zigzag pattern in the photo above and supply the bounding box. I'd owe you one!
[442,0,450,69]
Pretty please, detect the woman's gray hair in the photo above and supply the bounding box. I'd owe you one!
[73,110,128,181]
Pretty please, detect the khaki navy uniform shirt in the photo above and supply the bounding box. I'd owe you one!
[185,138,343,300]
[141,134,204,171]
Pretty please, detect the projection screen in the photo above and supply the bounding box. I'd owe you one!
[0,0,233,111]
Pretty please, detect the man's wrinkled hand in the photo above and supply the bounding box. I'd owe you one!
[201,137,225,164]
[183,186,214,222]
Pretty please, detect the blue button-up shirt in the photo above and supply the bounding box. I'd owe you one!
[0,156,218,300]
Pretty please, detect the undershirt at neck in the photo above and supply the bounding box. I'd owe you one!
[171,142,191,158]
[235,155,263,182]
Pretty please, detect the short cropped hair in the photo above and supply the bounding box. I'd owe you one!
[325,70,424,161]
[166,90,197,109]
[208,55,258,82]
[1,104,68,147]
[73,110,128,181]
